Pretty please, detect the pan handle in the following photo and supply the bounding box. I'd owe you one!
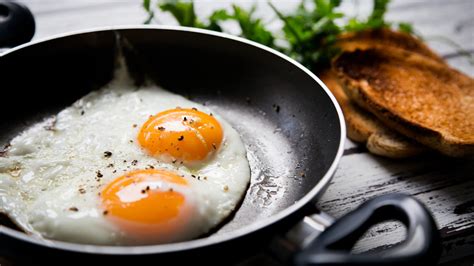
[291,193,441,266]
[0,1,35,48]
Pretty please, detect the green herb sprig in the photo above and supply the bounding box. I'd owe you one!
[143,0,412,70]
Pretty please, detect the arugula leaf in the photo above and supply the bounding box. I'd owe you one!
[207,10,231,32]
[229,5,276,47]
[398,22,414,34]
[159,0,203,27]
[143,0,154,24]
[144,0,416,70]
[345,0,391,32]
[270,0,343,69]
[369,0,390,22]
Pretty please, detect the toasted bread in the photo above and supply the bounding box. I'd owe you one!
[320,28,434,158]
[319,69,427,157]
[334,47,474,157]
[367,131,427,158]
[336,28,444,63]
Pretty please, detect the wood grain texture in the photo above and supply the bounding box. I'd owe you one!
[317,148,474,262]
[8,0,474,264]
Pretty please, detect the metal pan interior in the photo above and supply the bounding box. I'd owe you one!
[0,27,344,254]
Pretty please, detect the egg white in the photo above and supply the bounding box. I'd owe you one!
[0,66,250,245]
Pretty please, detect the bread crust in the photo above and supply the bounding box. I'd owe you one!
[367,131,427,158]
[334,47,474,157]
[337,28,444,63]
[320,69,427,158]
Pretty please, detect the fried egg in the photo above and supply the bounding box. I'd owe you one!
[0,67,250,245]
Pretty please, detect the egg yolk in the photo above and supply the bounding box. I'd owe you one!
[101,169,188,225]
[137,108,223,163]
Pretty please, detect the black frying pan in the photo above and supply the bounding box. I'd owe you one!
[0,2,440,265]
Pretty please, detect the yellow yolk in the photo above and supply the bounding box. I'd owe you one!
[137,108,223,163]
[101,169,188,226]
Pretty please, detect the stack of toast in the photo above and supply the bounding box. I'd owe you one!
[319,29,474,158]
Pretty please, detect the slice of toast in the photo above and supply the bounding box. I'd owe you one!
[319,69,427,158]
[320,28,435,158]
[334,47,474,157]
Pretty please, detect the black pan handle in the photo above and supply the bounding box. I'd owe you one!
[294,193,441,266]
[0,1,35,47]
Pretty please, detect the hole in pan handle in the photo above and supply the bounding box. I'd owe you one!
[292,193,441,266]
[0,1,35,48]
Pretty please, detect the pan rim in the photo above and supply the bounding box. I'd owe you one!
[0,25,346,255]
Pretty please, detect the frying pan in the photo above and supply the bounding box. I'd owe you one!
[0,2,440,265]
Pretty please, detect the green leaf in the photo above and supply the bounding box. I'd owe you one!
[143,11,155,24]
[369,0,390,21]
[159,1,200,27]
[398,22,414,33]
[147,0,416,70]
[228,4,276,47]
[207,9,231,31]
[143,0,154,24]
[143,0,151,12]
[209,9,233,21]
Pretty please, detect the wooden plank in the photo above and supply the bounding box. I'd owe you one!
[317,153,474,259]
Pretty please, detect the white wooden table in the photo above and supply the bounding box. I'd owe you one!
[7,0,474,265]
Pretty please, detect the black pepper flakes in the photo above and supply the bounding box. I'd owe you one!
[172,159,177,164]
[141,189,146,194]
[158,126,165,131]
[212,143,217,150]
[192,107,198,111]
[129,140,134,143]
[78,188,86,194]
[69,207,79,212]
[148,165,155,169]
[183,117,187,121]
[0,144,11,157]
[131,160,138,166]
[96,171,103,178]
[104,151,112,158]
[80,110,85,116]
[178,136,184,141]
[273,104,280,113]
[146,186,150,191]
[103,210,109,215]
[107,163,114,168]
[169,188,174,192]
[191,175,196,178]
[132,124,137,128]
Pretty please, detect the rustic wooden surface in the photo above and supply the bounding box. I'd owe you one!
[5,0,474,265]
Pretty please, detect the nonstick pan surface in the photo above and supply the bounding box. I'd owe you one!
[0,25,344,255]
[0,26,440,266]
